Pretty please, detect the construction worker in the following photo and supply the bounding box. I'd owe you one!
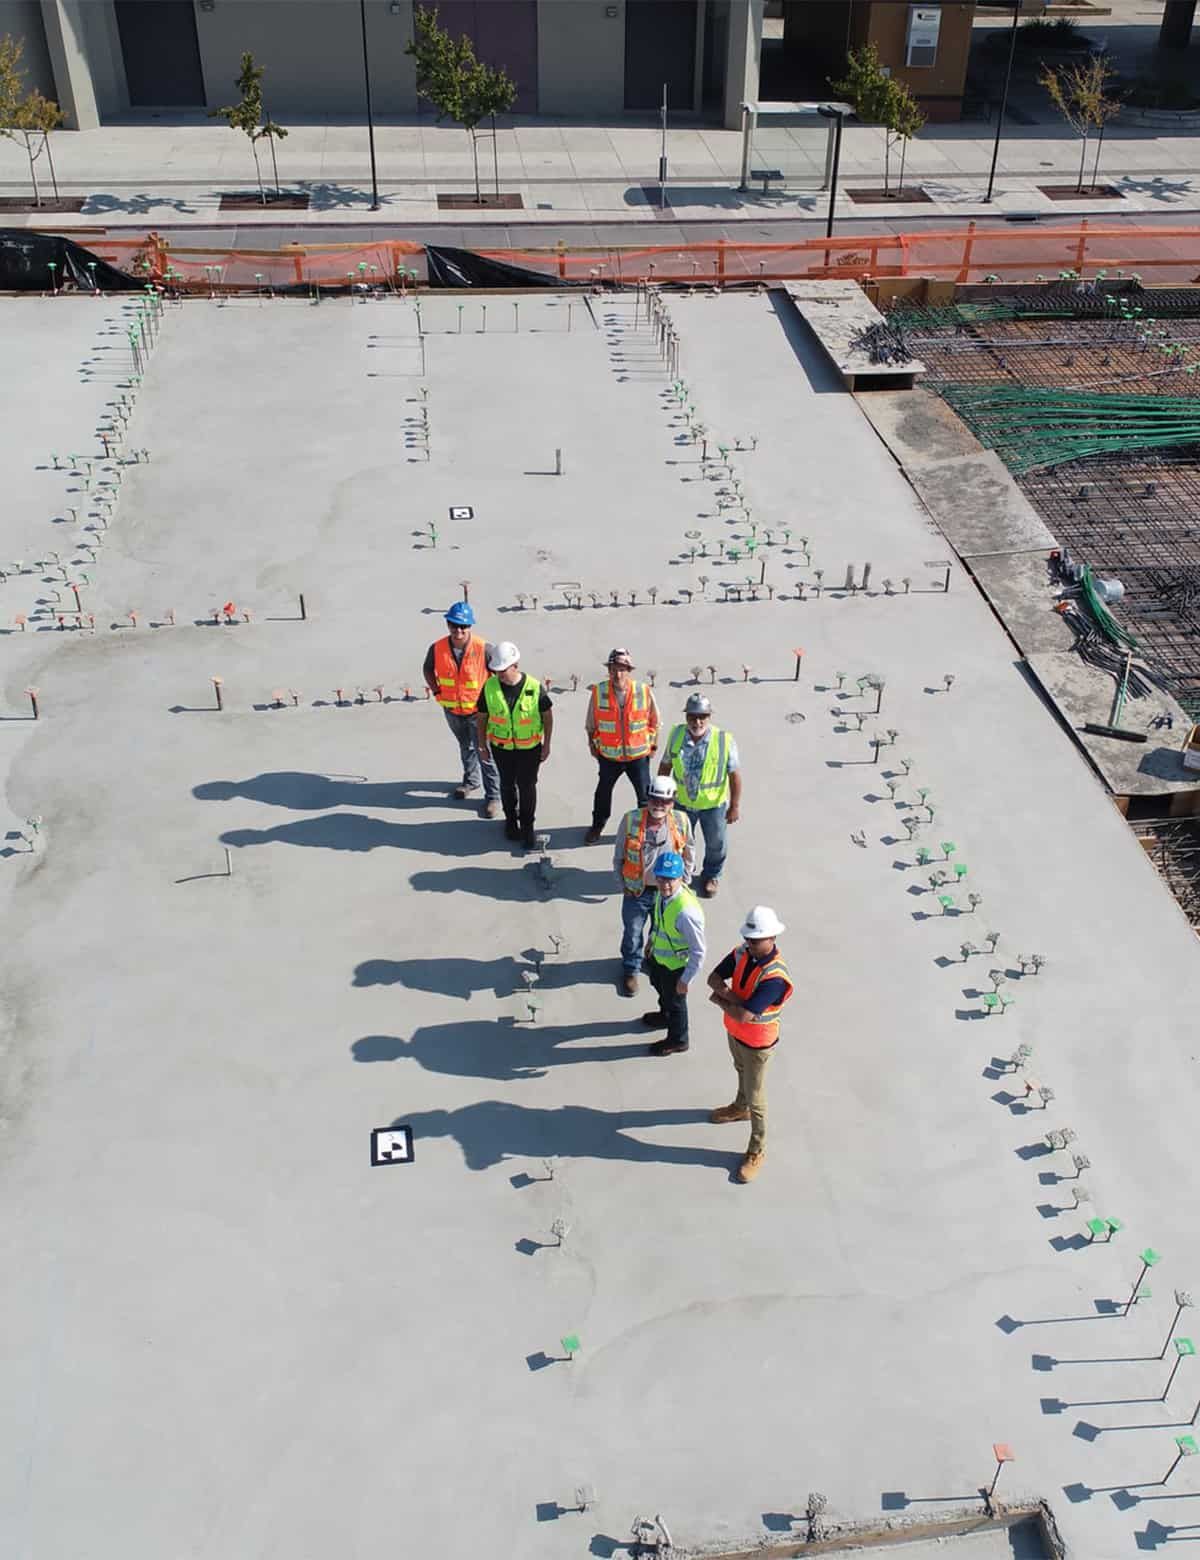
[658,692,741,898]
[642,850,705,1057]
[584,648,660,844]
[612,774,695,998]
[475,642,552,848]
[423,600,500,818]
[707,906,793,1184]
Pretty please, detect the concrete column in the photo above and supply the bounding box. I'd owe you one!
[1160,0,1196,49]
[723,0,762,130]
[39,0,99,128]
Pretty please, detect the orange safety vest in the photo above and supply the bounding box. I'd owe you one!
[591,679,654,761]
[433,635,487,716]
[723,947,793,1049]
[620,806,688,891]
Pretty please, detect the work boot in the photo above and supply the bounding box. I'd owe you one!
[504,819,521,841]
[482,799,501,820]
[737,1151,766,1183]
[522,828,537,850]
[621,972,639,997]
[709,1103,750,1124]
[699,878,719,899]
[641,1011,668,1029]
[648,1037,689,1056]
[454,784,480,800]
[584,826,603,845]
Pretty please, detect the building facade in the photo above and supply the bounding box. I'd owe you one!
[0,0,762,129]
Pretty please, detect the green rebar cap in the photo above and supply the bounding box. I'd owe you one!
[561,1333,580,1356]
[1143,1248,1163,1266]
[1175,1338,1196,1358]
[1177,1435,1199,1456]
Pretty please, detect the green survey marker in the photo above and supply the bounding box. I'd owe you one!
[561,1334,581,1360]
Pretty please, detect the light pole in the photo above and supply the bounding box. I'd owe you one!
[359,0,381,211]
[984,1,1020,204]
[817,104,846,240]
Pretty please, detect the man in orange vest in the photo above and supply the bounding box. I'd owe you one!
[611,774,694,997]
[584,648,660,844]
[422,600,500,818]
[707,906,794,1184]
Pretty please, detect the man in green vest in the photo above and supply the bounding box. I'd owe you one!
[642,849,706,1057]
[474,641,553,849]
[658,693,742,899]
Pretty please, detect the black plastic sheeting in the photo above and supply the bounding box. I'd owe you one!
[424,243,583,289]
[0,229,141,291]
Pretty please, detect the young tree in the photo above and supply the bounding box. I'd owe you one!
[406,5,516,204]
[831,43,923,198]
[0,35,64,208]
[209,52,287,204]
[1040,54,1123,193]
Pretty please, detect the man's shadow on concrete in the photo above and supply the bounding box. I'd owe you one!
[352,1018,647,1080]
[353,955,615,998]
[219,813,509,859]
[409,865,613,902]
[195,772,451,812]
[389,1100,734,1172]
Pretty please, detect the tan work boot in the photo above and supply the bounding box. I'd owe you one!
[482,800,501,819]
[622,972,639,996]
[709,1103,750,1124]
[737,1151,766,1183]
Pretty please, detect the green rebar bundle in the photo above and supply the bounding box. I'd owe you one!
[937,386,1200,474]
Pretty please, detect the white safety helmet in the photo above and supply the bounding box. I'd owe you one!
[739,905,786,940]
[647,775,677,803]
[487,641,520,672]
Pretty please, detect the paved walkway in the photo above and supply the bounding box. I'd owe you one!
[1,112,1199,231]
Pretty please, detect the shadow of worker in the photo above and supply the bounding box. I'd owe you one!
[393,1100,734,1172]
[352,1018,648,1081]
[194,772,448,812]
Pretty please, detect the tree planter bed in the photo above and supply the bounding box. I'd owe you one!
[0,196,85,213]
[218,191,310,211]
[1038,183,1123,200]
[846,186,933,204]
[436,192,522,210]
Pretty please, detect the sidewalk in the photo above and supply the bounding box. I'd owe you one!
[2,113,1200,230]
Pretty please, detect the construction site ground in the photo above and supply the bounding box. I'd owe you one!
[3,286,1200,1559]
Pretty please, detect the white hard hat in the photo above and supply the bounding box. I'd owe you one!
[740,905,785,940]
[647,775,676,802]
[488,641,520,672]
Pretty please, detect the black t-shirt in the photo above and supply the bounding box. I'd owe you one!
[476,674,553,716]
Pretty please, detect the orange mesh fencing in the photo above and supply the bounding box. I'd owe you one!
[67,223,1200,291]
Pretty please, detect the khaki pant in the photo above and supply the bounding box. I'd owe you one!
[728,1035,774,1155]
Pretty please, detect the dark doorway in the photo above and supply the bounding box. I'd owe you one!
[625,0,697,111]
[115,0,205,107]
[426,1,538,114]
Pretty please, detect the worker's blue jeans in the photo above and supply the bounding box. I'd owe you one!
[680,803,727,884]
[620,885,656,973]
[443,709,499,799]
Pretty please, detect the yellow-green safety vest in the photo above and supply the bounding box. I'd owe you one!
[667,723,731,810]
[650,884,702,970]
[483,675,544,750]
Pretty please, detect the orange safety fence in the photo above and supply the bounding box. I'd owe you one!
[71,224,1200,291]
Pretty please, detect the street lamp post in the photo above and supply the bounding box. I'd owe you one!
[984,1,1020,204]
[359,0,381,211]
[817,104,846,241]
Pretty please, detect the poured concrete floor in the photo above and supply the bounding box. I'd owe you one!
[2,289,1200,1559]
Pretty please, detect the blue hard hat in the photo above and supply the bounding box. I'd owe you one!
[653,850,685,881]
[445,601,475,627]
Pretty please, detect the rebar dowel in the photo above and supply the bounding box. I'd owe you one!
[212,677,224,711]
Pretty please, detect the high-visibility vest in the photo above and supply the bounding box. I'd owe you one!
[433,635,487,716]
[590,679,654,761]
[620,807,689,892]
[667,722,731,810]
[649,884,702,971]
[483,675,544,750]
[723,946,793,1049]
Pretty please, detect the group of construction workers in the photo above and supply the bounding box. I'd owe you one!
[422,602,791,1184]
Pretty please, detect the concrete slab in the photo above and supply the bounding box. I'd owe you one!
[858,386,985,470]
[4,289,1200,1560]
[904,452,1058,559]
[782,280,927,390]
